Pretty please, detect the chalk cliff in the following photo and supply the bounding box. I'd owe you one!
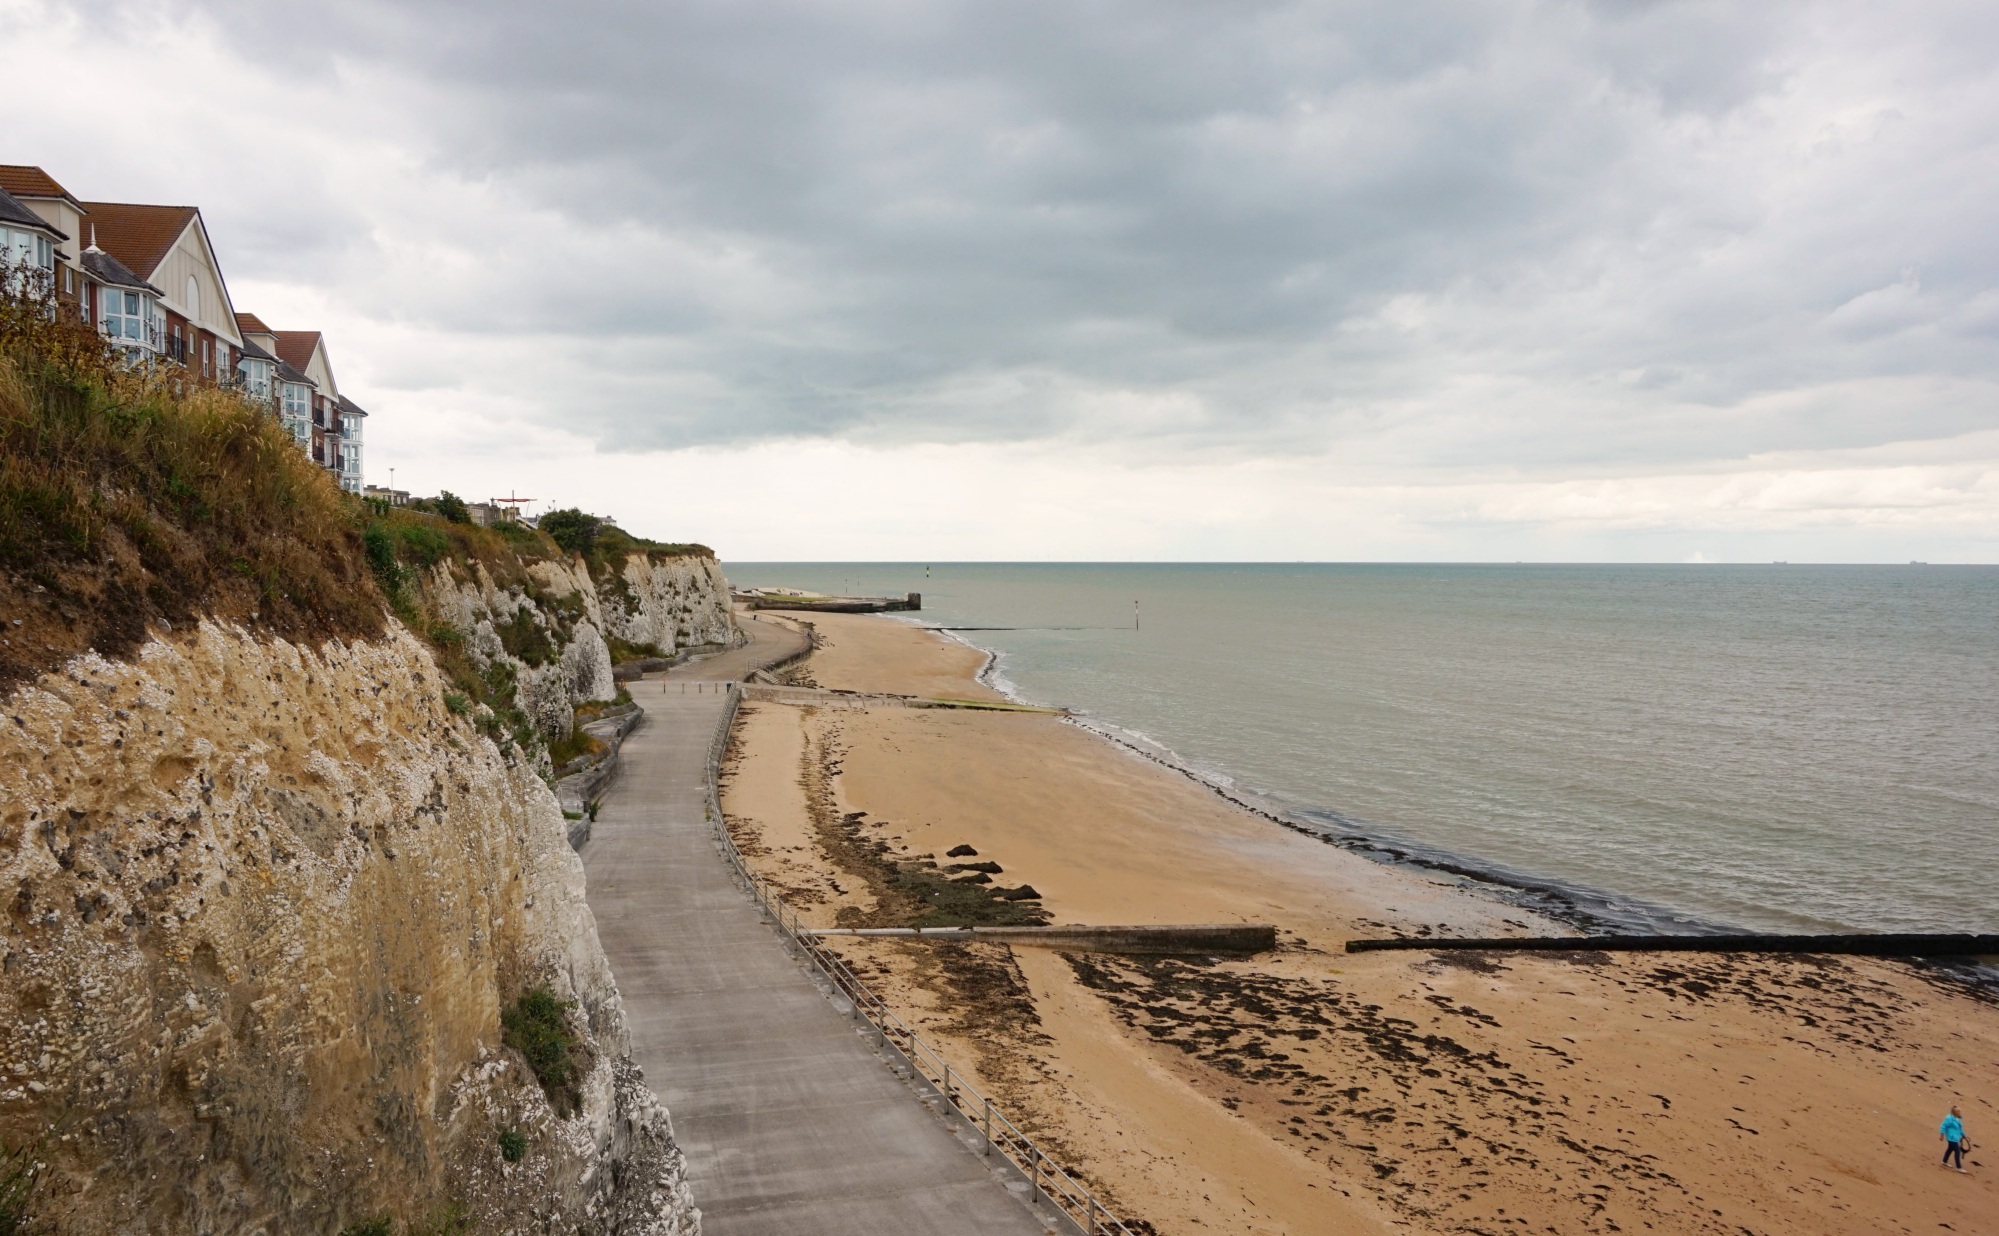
[0,305,739,1232]
[0,612,707,1233]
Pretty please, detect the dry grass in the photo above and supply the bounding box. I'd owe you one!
[0,293,383,694]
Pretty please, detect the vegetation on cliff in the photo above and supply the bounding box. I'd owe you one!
[2,291,723,766]
[0,285,383,695]
[1,296,711,1233]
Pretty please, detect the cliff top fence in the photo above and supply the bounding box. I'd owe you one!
[703,685,1140,1236]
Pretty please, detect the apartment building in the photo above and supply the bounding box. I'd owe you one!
[233,317,367,493]
[0,163,370,493]
[0,185,63,295]
[0,166,85,316]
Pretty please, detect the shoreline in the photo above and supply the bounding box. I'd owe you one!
[721,610,1999,1236]
[926,618,1999,966]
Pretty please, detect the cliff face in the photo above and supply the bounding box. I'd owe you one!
[597,555,735,656]
[423,550,736,748]
[0,618,701,1234]
[429,557,621,745]
[0,323,737,1231]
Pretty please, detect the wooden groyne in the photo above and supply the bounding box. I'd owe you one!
[1346,933,1999,956]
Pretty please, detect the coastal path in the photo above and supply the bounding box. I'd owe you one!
[582,617,1054,1236]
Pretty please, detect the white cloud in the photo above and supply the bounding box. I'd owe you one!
[4,0,1997,559]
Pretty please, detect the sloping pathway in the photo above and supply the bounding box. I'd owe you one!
[583,618,1052,1236]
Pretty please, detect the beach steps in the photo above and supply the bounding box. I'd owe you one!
[1347,932,1999,956]
[808,923,1277,955]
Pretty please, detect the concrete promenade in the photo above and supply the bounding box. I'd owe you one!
[583,619,1052,1236]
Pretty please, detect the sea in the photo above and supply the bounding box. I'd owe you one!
[722,563,1999,938]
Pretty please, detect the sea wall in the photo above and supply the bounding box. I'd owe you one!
[0,621,700,1235]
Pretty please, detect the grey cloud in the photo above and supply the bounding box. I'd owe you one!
[158,0,1999,462]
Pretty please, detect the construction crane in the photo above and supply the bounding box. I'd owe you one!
[488,490,536,523]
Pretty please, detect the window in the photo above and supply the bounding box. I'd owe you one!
[201,338,212,377]
[341,442,361,474]
[100,289,159,350]
[240,357,272,397]
[3,227,54,271]
[281,382,312,445]
[1,227,55,295]
[341,414,362,443]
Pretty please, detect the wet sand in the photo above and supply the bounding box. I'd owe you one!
[719,610,1999,1236]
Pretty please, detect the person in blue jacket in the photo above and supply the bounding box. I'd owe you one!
[1940,1106,1969,1172]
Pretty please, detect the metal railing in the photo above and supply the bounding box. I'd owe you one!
[702,684,1138,1236]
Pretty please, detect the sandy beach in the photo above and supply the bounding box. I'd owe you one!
[719,610,1999,1236]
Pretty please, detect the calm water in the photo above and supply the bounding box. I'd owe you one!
[724,564,1999,935]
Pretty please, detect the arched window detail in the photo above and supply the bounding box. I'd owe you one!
[185,275,200,325]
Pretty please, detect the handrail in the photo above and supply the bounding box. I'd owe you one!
[702,681,1137,1236]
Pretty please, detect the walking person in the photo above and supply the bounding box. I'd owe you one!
[1940,1106,1969,1173]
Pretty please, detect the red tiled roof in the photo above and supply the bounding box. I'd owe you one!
[236,311,273,334]
[0,165,82,208]
[76,202,198,281]
[270,330,324,374]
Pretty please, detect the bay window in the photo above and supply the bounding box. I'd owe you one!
[281,382,312,445]
[101,289,161,350]
[239,356,273,398]
[2,226,56,295]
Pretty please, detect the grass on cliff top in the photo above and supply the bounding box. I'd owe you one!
[539,506,711,572]
[0,288,384,694]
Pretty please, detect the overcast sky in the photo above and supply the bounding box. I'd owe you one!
[8,0,1999,559]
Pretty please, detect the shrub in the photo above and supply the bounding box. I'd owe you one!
[363,525,406,597]
[395,522,450,567]
[546,727,604,771]
[502,986,579,1108]
[336,1219,393,1236]
[495,607,555,667]
[539,508,599,556]
[433,491,472,524]
[498,1129,527,1162]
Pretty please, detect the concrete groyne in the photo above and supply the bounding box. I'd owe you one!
[807,923,1277,955]
[735,590,922,613]
[1347,933,1999,956]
